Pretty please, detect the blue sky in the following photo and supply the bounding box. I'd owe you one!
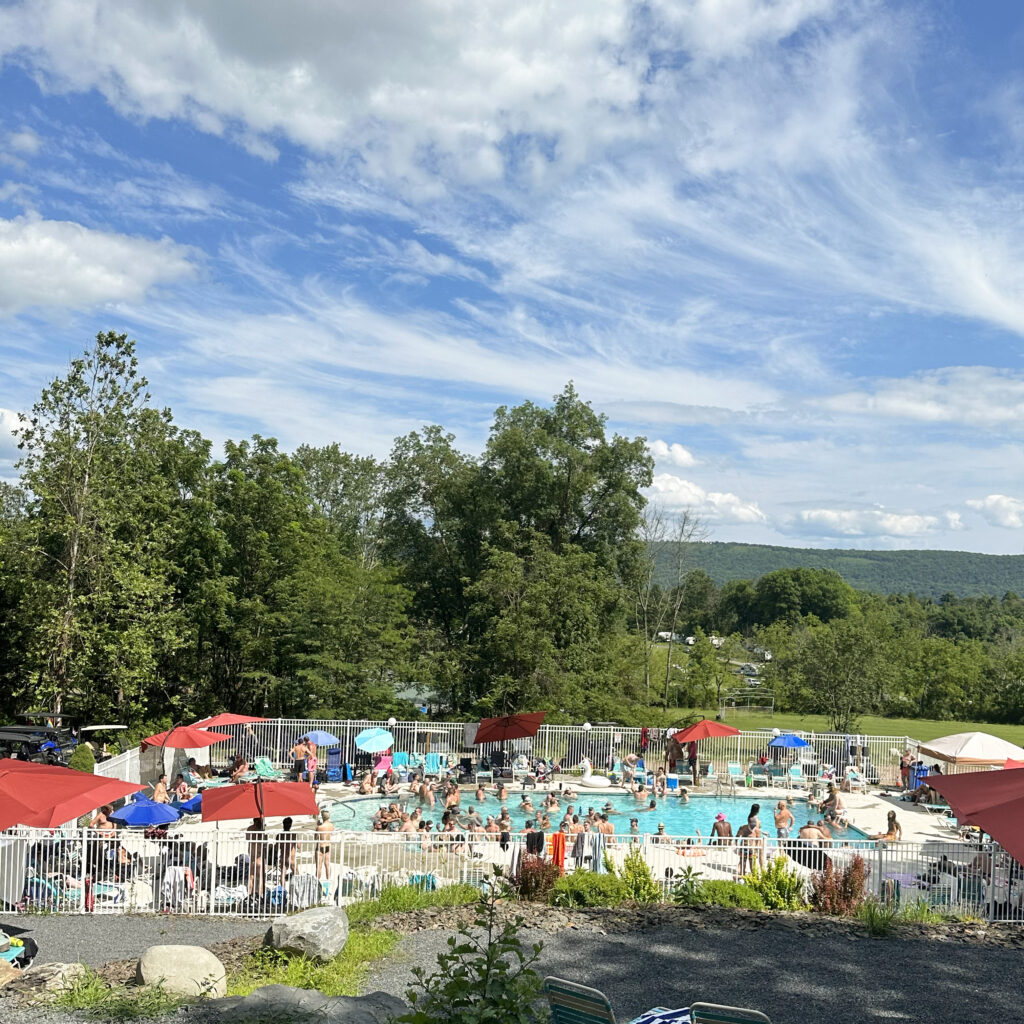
[2,0,1024,553]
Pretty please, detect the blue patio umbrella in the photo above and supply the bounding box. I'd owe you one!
[768,733,810,749]
[109,795,181,828]
[354,727,394,754]
[297,729,340,747]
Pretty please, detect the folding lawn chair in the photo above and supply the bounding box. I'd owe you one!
[691,1003,772,1023]
[544,977,676,1024]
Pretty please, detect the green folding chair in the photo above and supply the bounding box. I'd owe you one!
[545,977,617,1023]
[544,977,672,1024]
[691,1002,772,1024]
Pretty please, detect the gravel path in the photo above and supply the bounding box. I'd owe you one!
[2,914,268,967]
[364,921,1022,1024]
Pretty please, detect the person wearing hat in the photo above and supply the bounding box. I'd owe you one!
[653,821,668,843]
[710,811,733,845]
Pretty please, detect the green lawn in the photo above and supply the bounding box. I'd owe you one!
[659,708,1024,745]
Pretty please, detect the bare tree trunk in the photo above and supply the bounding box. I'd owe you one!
[662,510,708,705]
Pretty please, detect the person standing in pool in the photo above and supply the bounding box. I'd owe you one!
[774,801,794,839]
[710,812,733,845]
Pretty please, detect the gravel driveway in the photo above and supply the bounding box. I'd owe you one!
[365,921,1022,1024]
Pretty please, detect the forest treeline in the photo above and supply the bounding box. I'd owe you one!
[1,334,1023,736]
[653,541,1024,599]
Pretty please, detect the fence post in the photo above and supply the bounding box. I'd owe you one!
[874,841,883,899]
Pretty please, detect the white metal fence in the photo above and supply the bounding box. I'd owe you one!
[184,719,918,788]
[1,824,1019,922]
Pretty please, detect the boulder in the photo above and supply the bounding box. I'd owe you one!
[192,984,406,1023]
[4,961,88,998]
[136,944,226,998]
[0,959,20,990]
[265,907,350,962]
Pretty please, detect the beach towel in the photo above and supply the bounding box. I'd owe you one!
[550,831,566,869]
[629,1009,691,1024]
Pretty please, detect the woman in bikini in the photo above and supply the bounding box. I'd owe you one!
[315,808,334,889]
[870,810,902,842]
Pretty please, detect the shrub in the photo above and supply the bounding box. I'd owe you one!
[698,880,766,910]
[618,846,662,904]
[68,744,95,774]
[670,873,765,911]
[743,856,806,910]
[859,898,897,937]
[511,855,562,903]
[550,870,628,908]
[810,855,867,916]
[396,879,548,1024]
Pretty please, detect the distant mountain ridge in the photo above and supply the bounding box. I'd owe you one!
[652,541,1024,598]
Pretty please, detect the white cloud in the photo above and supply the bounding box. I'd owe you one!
[648,440,697,468]
[794,507,941,538]
[966,494,1024,529]
[0,215,193,314]
[823,368,1024,429]
[0,408,19,453]
[647,473,767,524]
[8,129,40,155]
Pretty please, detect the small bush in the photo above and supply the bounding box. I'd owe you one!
[550,870,628,908]
[618,846,662,905]
[511,855,562,903]
[699,880,766,910]
[55,967,188,1020]
[68,744,95,774]
[859,898,897,936]
[743,856,806,911]
[810,855,867,916]
[898,898,945,925]
[396,879,548,1024]
[670,866,704,907]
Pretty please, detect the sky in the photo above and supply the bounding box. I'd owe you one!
[1,0,1024,553]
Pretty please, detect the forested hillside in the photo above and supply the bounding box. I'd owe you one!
[5,334,1024,738]
[652,541,1024,598]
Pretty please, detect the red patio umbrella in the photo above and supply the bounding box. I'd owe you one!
[200,781,319,822]
[192,713,268,729]
[0,759,144,831]
[474,712,547,745]
[140,725,233,750]
[673,718,741,742]
[926,767,1024,864]
[1005,758,1024,770]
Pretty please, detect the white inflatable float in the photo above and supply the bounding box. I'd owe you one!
[577,757,611,788]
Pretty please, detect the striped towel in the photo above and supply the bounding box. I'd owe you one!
[627,1009,691,1024]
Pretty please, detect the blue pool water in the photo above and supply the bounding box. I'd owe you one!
[330,790,869,840]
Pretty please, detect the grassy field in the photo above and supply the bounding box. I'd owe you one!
[657,708,1024,745]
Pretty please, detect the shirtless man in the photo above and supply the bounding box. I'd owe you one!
[315,808,334,887]
[358,772,374,795]
[484,816,500,834]
[151,774,170,804]
[398,813,417,833]
[569,814,584,834]
[774,801,795,839]
[597,813,615,835]
[229,756,250,783]
[475,784,487,803]
[520,794,535,813]
[495,782,508,802]
[710,812,733,845]
[798,819,828,841]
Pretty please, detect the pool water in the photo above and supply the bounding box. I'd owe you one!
[330,790,870,840]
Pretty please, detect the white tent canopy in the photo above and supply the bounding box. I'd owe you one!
[918,731,1024,766]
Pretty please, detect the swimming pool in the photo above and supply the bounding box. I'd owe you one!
[329,789,870,840]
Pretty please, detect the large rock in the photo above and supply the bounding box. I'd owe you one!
[265,907,350,962]
[0,959,20,990]
[191,984,406,1023]
[4,961,88,999]
[136,944,226,998]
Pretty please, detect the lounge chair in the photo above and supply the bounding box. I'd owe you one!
[726,762,744,788]
[543,976,673,1024]
[787,765,807,790]
[749,765,769,788]
[767,764,787,787]
[423,752,443,777]
[691,1003,772,1023]
[391,751,410,770]
[844,767,866,793]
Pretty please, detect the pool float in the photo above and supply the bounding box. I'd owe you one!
[577,757,611,788]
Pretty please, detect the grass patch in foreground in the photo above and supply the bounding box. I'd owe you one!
[345,881,480,925]
[54,968,190,1021]
[227,928,399,998]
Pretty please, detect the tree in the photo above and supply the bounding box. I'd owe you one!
[635,504,670,694]
[754,568,854,625]
[14,334,191,721]
[659,511,707,704]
